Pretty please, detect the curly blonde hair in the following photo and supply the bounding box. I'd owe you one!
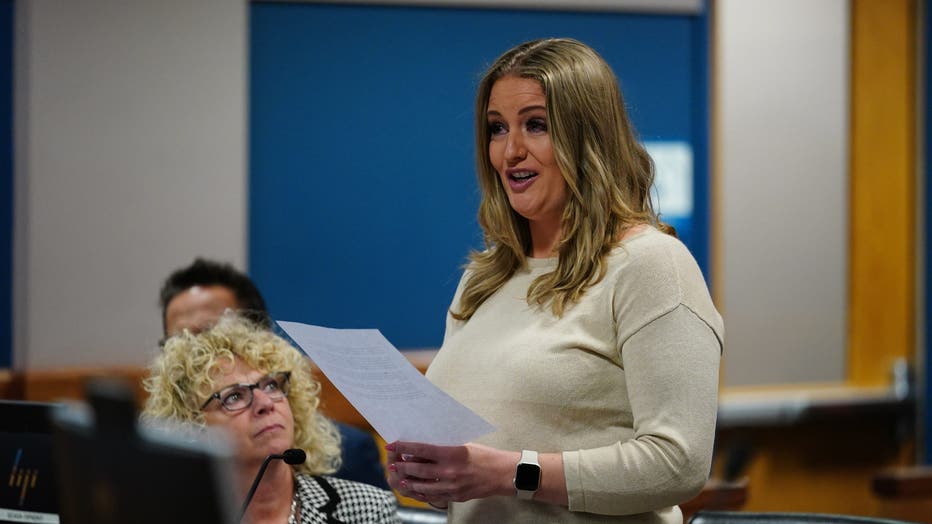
[142,315,341,475]
[453,38,673,321]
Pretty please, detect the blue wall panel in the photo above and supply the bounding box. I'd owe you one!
[250,3,708,349]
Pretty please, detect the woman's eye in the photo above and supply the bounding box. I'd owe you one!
[526,118,548,134]
[488,121,506,136]
[222,391,242,405]
[263,380,280,392]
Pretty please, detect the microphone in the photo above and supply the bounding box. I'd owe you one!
[239,448,307,522]
[282,448,307,465]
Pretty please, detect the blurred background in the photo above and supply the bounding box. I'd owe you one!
[2,0,930,519]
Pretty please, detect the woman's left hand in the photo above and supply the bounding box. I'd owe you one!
[385,441,518,508]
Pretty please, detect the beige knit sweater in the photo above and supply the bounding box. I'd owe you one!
[426,227,724,523]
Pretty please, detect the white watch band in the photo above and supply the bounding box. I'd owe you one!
[521,449,538,464]
[514,450,541,500]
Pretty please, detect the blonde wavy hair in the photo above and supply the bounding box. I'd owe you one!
[142,315,341,476]
[453,38,673,321]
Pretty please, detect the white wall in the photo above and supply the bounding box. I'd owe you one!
[717,0,850,386]
[14,0,247,369]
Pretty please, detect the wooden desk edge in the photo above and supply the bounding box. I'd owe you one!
[873,466,932,498]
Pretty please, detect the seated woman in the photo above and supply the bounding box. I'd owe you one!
[142,314,400,524]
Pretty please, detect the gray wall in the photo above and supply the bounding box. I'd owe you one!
[14,0,247,369]
[717,0,849,386]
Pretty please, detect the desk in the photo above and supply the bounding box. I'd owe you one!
[681,479,749,519]
[873,466,932,523]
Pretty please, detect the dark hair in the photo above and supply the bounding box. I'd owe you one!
[159,258,270,334]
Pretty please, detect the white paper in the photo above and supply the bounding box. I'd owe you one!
[644,140,694,218]
[276,321,495,445]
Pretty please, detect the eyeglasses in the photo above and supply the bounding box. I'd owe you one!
[200,371,291,412]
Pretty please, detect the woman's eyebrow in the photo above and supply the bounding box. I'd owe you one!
[486,105,547,118]
[518,105,546,115]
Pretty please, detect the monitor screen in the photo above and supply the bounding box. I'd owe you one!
[0,400,61,524]
[51,392,237,524]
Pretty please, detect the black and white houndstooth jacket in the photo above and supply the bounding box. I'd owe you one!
[293,473,400,524]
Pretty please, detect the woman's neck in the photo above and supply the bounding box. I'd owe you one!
[528,218,562,258]
[239,460,294,524]
[528,221,648,259]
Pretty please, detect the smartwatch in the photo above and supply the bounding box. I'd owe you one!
[513,450,541,500]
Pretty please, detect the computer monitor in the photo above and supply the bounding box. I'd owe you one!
[0,400,61,524]
[50,381,238,524]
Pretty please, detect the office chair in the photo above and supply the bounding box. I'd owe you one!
[689,511,918,524]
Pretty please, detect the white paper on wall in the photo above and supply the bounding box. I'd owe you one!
[644,141,693,219]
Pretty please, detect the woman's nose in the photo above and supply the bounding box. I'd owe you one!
[252,388,276,413]
[505,133,527,163]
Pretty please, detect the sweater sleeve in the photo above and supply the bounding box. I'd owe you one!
[563,304,721,515]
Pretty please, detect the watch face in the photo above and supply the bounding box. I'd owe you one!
[514,462,541,491]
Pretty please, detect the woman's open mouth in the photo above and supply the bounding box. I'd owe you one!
[507,170,538,191]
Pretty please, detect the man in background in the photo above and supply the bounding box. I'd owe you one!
[159,257,391,490]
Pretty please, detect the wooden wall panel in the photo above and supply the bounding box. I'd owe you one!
[848,0,917,385]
